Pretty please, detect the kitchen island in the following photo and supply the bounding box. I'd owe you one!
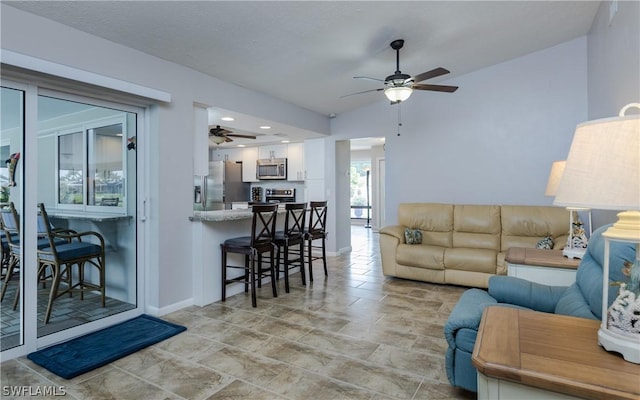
[190,208,285,306]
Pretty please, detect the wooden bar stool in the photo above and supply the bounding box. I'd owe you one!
[304,201,328,282]
[221,204,278,307]
[274,203,306,293]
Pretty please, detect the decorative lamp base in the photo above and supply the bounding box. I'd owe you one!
[598,327,640,364]
[562,247,586,259]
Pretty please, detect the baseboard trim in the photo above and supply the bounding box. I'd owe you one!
[146,298,194,317]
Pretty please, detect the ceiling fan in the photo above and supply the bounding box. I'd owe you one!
[343,39,458,103]
[209,125,256,144]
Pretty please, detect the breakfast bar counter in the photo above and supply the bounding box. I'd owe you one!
[190,209,284,306]
[191,209,254,222]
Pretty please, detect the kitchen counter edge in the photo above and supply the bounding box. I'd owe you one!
[190,208,285,222]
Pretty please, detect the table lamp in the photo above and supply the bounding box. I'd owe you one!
[554,103,640,363]
[545,160,591,258]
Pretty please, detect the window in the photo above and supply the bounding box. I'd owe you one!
[57,123,125,207]
[58,131,84,205]
[88,124,124,206]
[350,160,371,219]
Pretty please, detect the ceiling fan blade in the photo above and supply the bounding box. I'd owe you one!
[340,88,384,98]
[353,76,385,82]
[412,83,458,93]
[412,67,450,83]
[226,133,257,139]
[225,136,234,142]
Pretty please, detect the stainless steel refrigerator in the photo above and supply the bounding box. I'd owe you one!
[194,161,250,211]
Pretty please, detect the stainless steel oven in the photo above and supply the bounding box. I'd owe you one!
[257,158,287,180]
[265,188,296,203]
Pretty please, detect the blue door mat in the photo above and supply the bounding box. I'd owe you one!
[27,314,186,379]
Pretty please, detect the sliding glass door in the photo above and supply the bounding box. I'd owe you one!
[0,85,25,351]
[1,81,144,357]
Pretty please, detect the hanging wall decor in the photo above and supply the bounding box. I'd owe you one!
[127,136,137,151]
[6,152,20,187]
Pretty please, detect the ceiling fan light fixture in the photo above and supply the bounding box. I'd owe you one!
[210,136,226,145]
[384,86,412,102]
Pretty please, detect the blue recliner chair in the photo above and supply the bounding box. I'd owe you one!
[444,224,636,392]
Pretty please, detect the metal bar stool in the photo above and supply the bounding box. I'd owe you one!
[221,204,278,307]
[304,201,328,282]
[274,202,306,293]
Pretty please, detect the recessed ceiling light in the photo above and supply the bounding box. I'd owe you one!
[281,140,290,143]
[259,125,271,129]
[237,144,246,148]
[221,116,235,121]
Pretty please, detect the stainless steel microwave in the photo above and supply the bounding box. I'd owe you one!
[256,158,287,180]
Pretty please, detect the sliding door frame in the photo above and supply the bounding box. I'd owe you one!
[0,79,148,361]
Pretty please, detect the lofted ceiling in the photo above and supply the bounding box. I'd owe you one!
[4,1,601,146]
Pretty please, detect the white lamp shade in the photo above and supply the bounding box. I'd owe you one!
[384,86,412,102]
[554,112,640,211]
[545,160,566,197]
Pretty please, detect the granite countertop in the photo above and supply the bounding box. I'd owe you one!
[190,208,285,222]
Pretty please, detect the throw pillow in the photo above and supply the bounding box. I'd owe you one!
[404,228,423,245]
[536,235,554,250]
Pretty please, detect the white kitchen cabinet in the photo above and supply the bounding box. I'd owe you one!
[259,144,287,159]
[287,142,305,181]
[241,147,259,182]
[210,147,242,162]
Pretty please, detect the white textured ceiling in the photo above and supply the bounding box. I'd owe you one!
[5,1,600,147]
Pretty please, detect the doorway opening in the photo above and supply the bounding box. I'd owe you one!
[349,137,385,231]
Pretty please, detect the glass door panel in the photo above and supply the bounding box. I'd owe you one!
[0,86,25,351]
[36,95,137,337]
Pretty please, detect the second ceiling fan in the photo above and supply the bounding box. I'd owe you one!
[209,125,257,144]
[344,39,458,103]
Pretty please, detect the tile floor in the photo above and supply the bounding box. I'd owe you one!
[0,226,476,399]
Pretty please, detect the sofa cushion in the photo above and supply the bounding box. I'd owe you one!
[445,248,498,273]
[396,244,445,270]
[453,205,501,250]
[536,235,554,249]
[501,205,569,251]
[398,203,453,247]
[404,228,422,244]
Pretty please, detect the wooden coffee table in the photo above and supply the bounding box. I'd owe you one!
[472,307,640,400]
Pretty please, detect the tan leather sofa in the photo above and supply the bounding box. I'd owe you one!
[379,203,569,288]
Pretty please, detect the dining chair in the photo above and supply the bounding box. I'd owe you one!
[304,201,328,282]
[37,203,106,323]
[221,204,278,307]
[0,202,69,310]
[274,202,307,293]
[1,234,15,275]
[0,204,21,305]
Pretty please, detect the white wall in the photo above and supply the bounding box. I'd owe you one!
[0,4,330,311]
[587,0,640,119]
[370,144,385,230]
[332,37,588,226]
[586,0,640,228]
[335,140,351,254]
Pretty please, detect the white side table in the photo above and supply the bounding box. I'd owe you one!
[505,247,579,286]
